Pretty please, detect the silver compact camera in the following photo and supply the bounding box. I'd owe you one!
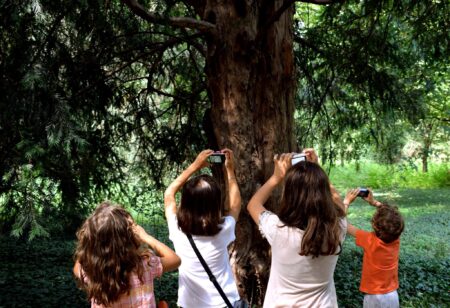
[291,153,307,166]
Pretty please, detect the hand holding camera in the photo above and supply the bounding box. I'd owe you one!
[291,153,307,166]
[207,151,226,164]
[192,149,214,170]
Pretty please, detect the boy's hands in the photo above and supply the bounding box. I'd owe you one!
[344,189,360,208]
[344,188,382,208]
[364,189,382,207]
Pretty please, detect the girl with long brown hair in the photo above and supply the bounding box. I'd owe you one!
[247,149,346,307]
[73,201,181,307]
[164,149,242,307]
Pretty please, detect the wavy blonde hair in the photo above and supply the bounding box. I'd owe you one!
[74,201,143,306]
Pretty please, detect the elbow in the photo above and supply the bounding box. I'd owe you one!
[164,255,181,273]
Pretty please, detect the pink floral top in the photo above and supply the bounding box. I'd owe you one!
[81,251,163,308]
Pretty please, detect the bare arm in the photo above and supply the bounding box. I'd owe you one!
[247,176,283,224]
[133,224,181,273]
[330,183,346,213]
[163,150,213,219]
[73,260,82,279]
[247,153,292,224]
[222,149,241,221]
[343,188,360,214]
[363,189,383,207]
[347,222,359,237]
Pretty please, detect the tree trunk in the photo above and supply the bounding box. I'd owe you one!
[204,1,296,305]
[421,123,433,173]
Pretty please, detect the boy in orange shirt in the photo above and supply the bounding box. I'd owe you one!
[344,188,405,308]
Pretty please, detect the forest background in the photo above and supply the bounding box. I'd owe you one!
[0,0,448,307]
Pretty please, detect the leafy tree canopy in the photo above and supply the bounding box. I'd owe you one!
[0,0,448,235]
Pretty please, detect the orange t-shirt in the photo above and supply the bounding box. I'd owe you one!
[355,230,400,294]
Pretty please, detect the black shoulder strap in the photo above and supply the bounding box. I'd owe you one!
[186,234,233,308]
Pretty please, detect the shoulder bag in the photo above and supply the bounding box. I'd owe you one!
[186,234,248,308]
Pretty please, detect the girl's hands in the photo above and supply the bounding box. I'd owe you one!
[222,148,235,173]
[273,153,293,181]
[132,223,148,244]
[303,148,319,164]
[192,149,214,170]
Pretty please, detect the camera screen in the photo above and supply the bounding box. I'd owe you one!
[209,154,225,164]
[292,154,306,166]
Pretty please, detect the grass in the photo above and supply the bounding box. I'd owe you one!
[328,162,449,189]
[334,188,450,307]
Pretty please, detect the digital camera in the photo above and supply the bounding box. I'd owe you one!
[291,153,307,166]
[208,152,225,164]
[358,188,369,198]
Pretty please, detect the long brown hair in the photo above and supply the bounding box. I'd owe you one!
[278,161,345,258]
[74,201,143,306]
[177,174,224,236]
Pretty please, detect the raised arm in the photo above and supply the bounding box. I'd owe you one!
[343,188,359,214]
[163,149,213,219]
[133,224,181,273]
[222,149,241,221]
[363,189,383,207]
[247,153,292,224]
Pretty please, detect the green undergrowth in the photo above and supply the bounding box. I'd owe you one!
[335,187,450,307]
[0,188,448,307]
[329,162,449,190]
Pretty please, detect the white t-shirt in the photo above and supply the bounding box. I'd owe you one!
[259,211,347,308]
[167,213,240,308]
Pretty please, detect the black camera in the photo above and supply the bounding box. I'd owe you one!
[208,152,225,164]
[358,188,369,198]
[291,153,307,166]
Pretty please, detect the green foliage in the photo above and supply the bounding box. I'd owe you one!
[0,164,61,240]
[0,235,88,307]
[1,188,448,306]
[335,187,450,307]
[294,1,449,164]
[329,162,449,190]
[0,0,208,236]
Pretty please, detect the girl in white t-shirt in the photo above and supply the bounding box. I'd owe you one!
[247,149,347,308]
[164,149,242,308]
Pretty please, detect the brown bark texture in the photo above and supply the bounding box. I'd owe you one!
[202,1,297,304]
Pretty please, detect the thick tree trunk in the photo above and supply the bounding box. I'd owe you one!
[203,1,296,305]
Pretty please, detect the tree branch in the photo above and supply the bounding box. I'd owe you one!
[266,0,337,29]
[122,0,215,33]
[267,0,296,27]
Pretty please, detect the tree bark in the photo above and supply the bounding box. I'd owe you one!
[203,1,296,304]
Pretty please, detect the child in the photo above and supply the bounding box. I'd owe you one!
[73,201,181,308]
[164,149,241,307]
[247,149,347,307]
[344,189,405,308]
